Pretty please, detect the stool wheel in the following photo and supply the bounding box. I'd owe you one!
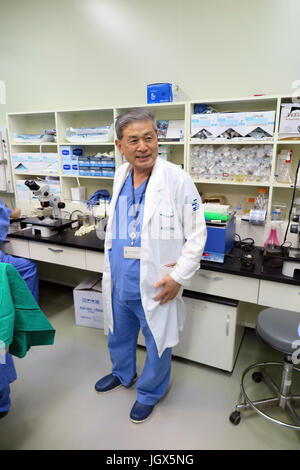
[252,371,263,383]
[229,410,241,425]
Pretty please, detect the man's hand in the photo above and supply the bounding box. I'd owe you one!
[10,208,21,219]
[154,274,181,305]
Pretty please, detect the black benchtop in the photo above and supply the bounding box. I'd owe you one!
[7,227,105,252]
[7,229,300,286]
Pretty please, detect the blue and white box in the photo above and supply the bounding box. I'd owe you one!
[73,275,103,329]
[147,83,178,103]
[61,145,84,158]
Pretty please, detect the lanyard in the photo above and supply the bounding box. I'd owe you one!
[130,170,150,246]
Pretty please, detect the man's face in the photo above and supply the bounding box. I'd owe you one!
[115,120,158,174]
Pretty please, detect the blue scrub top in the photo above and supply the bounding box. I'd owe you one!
[0,198,12,243]
[109,171,147,301]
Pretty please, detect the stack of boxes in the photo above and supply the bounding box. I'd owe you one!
[61,146,83,175]
[61,146,115,177]
[191,111,275,140]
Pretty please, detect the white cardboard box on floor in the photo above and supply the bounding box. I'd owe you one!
[73,275,104,329]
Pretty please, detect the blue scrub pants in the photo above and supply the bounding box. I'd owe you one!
[0,352,17,413]
[0,251,39,303]
[108,290,172,406]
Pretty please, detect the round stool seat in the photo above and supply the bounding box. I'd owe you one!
[256,308,300,356]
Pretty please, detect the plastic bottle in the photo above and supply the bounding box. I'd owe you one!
[275,149,293,183]
[264,224,280,248]
[235,198,243,217]
[245,197,255,214]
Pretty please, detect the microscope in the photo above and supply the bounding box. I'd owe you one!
[24,180,66,218]
[21,180,73,237]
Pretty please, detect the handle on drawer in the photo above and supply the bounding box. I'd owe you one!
[48,247,64,253]
[226,315,230,336]
[199,272,224,281]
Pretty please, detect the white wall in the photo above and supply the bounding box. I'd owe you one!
[0,0,300,123]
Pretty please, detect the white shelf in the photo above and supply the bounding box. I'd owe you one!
[272,182,298,188]
[58,142,115,146]
[277,140,300,144]
[61,174,114,180]
[14,172,60,177]
[189,139,274,145]
[11,142,57,146]
[193,178,270,187]
[158,141,184,145]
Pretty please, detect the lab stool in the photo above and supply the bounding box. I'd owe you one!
[230,308,300,431]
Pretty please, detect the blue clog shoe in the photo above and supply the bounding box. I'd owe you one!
[95,373,137,393]
[130,400,154,423]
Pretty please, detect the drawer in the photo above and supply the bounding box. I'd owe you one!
[4,239,30,258]
[86,250,104,272]
[258,280,300,312]
[189,269,259,303]
[29,242,85,269]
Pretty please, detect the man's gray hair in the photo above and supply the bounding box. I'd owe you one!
[115,108,157,140]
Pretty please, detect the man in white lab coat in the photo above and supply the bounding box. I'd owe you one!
[95,108,207,423]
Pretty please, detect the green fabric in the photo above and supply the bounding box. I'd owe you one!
[0,263,55,358]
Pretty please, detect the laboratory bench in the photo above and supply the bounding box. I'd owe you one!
[4,228,300,373]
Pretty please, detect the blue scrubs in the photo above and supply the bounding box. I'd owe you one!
[0,198,39,414]
[0,352,17,413]
[0,198,39,303]
[108,172,172,405]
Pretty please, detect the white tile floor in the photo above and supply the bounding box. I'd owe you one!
[1,281,300,450]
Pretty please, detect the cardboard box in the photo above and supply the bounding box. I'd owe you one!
[279,103,300,139]
[41,153,59,174]
[73,275,104,329]
[157,120,184,141]
[243,111,275,137]
[191,111,275,140]
[190,113,218,139]
[215,112,245,138]
[147,83,178,103]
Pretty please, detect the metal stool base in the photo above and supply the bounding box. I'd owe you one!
[230,361,300,431]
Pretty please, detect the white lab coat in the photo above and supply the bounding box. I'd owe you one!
[102,157,207,357]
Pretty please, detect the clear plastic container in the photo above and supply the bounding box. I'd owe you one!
[271,202,287,221]
[254,188,268,211]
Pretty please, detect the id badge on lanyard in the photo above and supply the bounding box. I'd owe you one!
[123,170,150,260]
[123,245,141,259]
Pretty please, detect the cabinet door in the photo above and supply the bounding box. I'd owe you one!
[4,239,30,258]
[258,280,300,312]
[173,296,243,372]
[189,269,259,303]
[86,250,104,272]
[29,241,85,269]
